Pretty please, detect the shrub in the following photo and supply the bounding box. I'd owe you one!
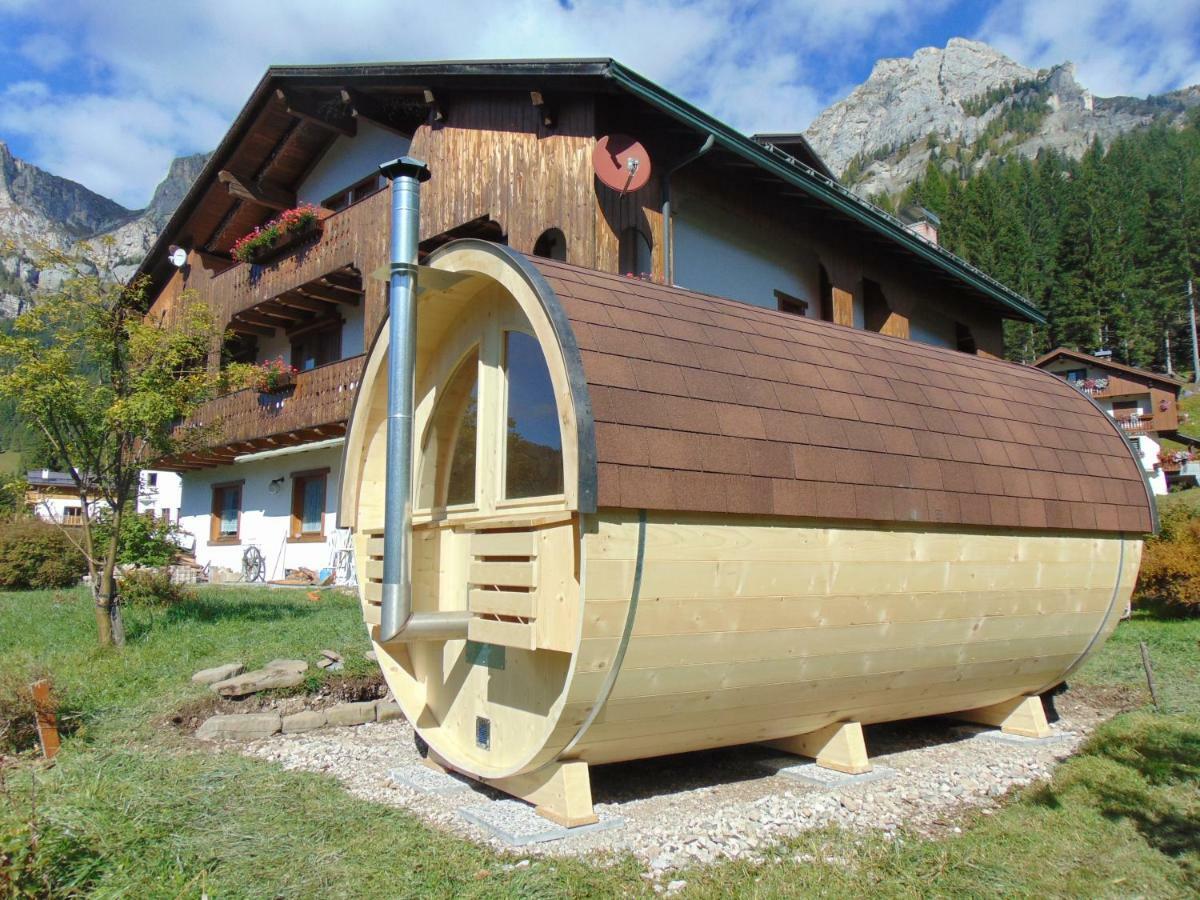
[0,520,86,590]
[116,568,194,607]
[1134,505,1200,616]
[93,510,184,568]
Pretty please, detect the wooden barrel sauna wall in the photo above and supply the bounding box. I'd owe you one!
[339,239,1154,819]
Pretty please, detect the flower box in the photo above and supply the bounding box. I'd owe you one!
[253,357,299,394]
[231,205,331,265]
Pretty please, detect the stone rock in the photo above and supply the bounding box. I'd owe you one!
[326,701,377,727]
[211,667,306,697]
[195,713,280,741]
[263,658,309,674]
[376,700,403,722]
[282,710,327,733]
[364,650,378,662]
[190,662,245,684]
[803,37,1200,199]
[319,649,343,663]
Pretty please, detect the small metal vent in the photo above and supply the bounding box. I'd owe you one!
[475,716,491,750]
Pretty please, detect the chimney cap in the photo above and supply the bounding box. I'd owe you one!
[379,156,431,182]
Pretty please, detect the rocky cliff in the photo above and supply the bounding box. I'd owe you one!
[804,38,1200,198]
[0,145,208,316]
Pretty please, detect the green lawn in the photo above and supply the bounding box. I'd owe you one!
[1,587,1197,897]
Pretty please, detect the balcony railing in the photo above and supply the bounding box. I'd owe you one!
[173,354,366,462]
[1115,413,1153,434]
[208,190,390,328]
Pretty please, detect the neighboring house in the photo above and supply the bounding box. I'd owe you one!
[136,470,183,523]
[1034,347,1191,495]
[25,470,89,526]
[27,469,182,526]
[139,59,1045,582]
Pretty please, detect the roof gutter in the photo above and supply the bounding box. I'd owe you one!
[603,61,1046,326]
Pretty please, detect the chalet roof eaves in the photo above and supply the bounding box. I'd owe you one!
[134,57,1045,326]
[601,60,1046,326]
[1033,347,1185,389]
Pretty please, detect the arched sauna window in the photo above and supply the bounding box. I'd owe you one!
[533,228,567,261]
[618,226,652,277]
[418,347,479,510]
[503,331,564,500]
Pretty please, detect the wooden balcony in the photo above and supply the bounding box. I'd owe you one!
[164,354,366,470]
[1115,413,1154,435]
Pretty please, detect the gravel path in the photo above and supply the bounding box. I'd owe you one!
[240,687,1123,873]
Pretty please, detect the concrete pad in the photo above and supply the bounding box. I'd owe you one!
[955,726,1075,747]
[389,764,474,795]
[458,800,624,846]
[758,758,897,789]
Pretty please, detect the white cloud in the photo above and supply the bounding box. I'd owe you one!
[0,0,945,204]
[978,0,1200,98]
[17,32,71,72]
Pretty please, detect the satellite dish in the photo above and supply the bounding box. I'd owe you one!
[168,245,188,268]
[593,134,652,195]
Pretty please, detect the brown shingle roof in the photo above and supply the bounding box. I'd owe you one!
[528,258,1155,535]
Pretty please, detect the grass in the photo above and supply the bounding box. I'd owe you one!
[1,586,1197,897]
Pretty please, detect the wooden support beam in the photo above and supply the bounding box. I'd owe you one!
[320,272,365,294]
[275,88,356,136]
[273,293,336,314]
[423,89,445,122]
[254,303,310,324]
[296,282,360,305]
[218,170,296,212]
[956,695,1051,739]
[338,87,407,134]
[227,320,275,337]
[764,721,871,774]
[235,312,283,330]
[530,91,555,128]
[484,760,597,827]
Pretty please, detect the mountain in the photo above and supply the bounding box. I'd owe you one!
[805,38,1200,199]
[0,145,208,316]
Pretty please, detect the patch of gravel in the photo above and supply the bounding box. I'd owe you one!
[239,685,1130,874]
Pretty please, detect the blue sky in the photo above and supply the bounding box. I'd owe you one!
[0,0,1197,208]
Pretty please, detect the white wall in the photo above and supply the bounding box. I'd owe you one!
[176,444,351,581]
[137,470,182,520]
[297,121,412,207]
[672,189,829,318]
[1129,434,1168,496]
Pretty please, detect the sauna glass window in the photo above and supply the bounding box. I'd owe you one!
[290,471,327,539]
[210,483,242,543]
[420,349,479,509]
[503,331,564,499]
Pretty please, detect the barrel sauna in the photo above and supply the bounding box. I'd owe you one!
[339,239,1155,825]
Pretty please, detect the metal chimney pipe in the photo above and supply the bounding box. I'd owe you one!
[377,157,471,644]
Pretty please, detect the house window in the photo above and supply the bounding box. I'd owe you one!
[1129,437,1141,452]
[210,482,243,543]
[618,226,652,277]
[147,473,158,488]
[1063,368,1087,383]
[160,507,171,522]
[503,331,563,500]
[533,228,567,261]
[322,173,386,212]
[291,320,342,371]
[418,348,479,510]
[63,506,83,527]
[955,323,977,354]
[775,290,808,317]
[818,265,833,322]
[290,470,328,541]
